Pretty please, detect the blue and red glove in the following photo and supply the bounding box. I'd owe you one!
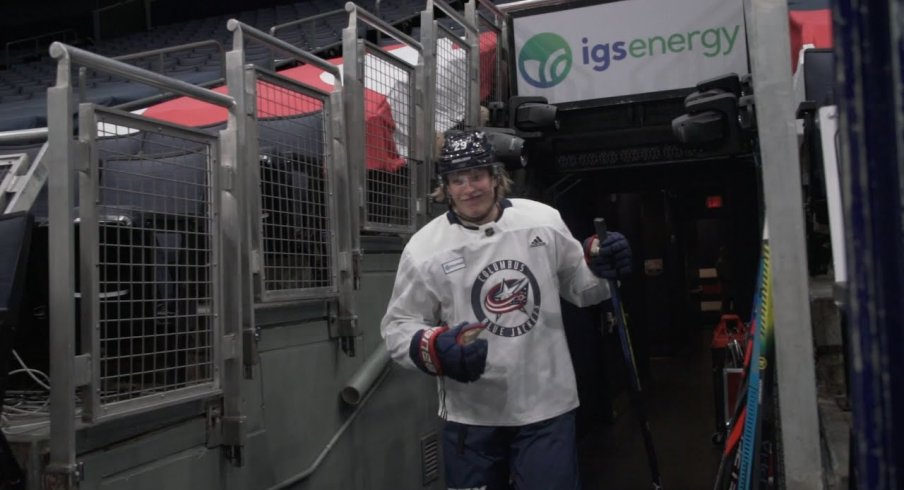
[408,321,488,383]
[583,231,632,279]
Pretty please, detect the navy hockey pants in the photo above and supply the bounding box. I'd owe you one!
[442,410,581,490]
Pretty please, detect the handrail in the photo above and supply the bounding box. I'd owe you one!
[111,39,225,78]
[475,0,506,18]
[428,0,479,36]
[112,76,226,112]
[0,127,49,144]
[340,346,390,405]
[228,19,341,79]
[49,42,234,109]
[344,2,423,52]
[494,0,573,13]
[268,8,346,37]
[268,365,393,489]
[113,39,223,62]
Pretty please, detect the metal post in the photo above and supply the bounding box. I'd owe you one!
[413,56,428,225]
[77,105,100,423]
[336,13,364,339]
[420,8,438,167]
[226,21,263,376]
[45,52,79,489]
[464,0,481,126]
[743,0,824,488]
[220,46,250,465]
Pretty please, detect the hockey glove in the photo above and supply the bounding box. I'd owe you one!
[408,322,488,383]
[583,231,632,279]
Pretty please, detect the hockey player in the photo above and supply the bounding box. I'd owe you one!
[380,129,631,490]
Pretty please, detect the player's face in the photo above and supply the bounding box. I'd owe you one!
[446,168,498,224]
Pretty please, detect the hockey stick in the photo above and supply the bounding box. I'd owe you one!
[737,231,773,490]
[593,218,663,490]
[713,226,766,490]
[712,318,755,489]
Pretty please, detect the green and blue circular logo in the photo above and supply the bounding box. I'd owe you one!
[518,33,573,89]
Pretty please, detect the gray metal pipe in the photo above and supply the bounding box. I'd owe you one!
[494,0,573,13]
[0,127,48,144]
[475,0,506,18]
[113,39,223,63]
[228,19,341,78]
[340,345,391,405]
[344,2,423,52]
[429,0,479,36]
[269,8,346,37]
[49,42,234,109]
[269,365,392,489]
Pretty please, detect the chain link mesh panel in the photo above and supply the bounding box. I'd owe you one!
[255,70,337,299]
[435,25,471,134]
[88,109,218,412]
[362,44,416,232]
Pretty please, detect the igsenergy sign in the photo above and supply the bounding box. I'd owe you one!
[578,26,742,72]
[512,0,748,103]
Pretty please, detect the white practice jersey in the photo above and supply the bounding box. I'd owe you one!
[381,198,610,426]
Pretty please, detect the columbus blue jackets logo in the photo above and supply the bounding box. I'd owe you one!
[471,259,542,337]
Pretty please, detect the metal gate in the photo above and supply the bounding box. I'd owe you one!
[344,3,424,234]
[467,0,509,111]
[252,68,340,301]
[45,42,239,480]
[418,0,480,187]
[79,106,221,420]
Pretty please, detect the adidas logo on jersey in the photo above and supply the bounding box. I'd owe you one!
[529,235,546,248]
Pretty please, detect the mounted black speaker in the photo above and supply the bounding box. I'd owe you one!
[803,48,835,107]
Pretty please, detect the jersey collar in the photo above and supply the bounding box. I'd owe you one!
[446,198,512,229]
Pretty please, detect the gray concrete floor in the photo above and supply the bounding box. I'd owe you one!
[578,331,721,490]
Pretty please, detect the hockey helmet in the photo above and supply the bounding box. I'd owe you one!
[436,129,499,180]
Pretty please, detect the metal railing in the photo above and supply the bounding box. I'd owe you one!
[111,40,225,80]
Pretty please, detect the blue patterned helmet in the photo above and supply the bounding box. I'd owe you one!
[437,130,499,180]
